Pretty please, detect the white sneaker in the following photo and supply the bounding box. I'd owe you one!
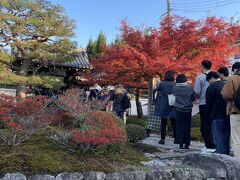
[201,147,216,153]
[201,147,207,152]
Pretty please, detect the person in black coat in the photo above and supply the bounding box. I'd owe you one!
[206,71,230,155]
[154,70,177,145]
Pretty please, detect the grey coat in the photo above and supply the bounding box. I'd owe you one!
[154,81,176,118]
[173,82,195,113]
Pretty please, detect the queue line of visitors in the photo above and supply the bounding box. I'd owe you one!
[150,60,240,160]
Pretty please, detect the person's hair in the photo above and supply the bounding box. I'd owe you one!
[206,71,220,81]
[232,62,240,72]
[164,70,175,81]
[201,60,212,70]
[217,67,229,77]
[176,74,187,83]
[116,84,124,88]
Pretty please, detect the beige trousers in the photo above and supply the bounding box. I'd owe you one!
[230,114,240,160]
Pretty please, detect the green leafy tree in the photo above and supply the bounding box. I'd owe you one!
[86,37,96,61]
[112,35,123,46]
[96,31,107,54]
[0,0,76,76]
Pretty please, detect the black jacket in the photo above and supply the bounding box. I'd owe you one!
[206,80,229,120]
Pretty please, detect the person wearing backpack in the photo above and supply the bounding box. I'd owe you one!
[122,92,132,124]
[194,60,216,153]
[206,72,230,155]
[108,84,127,119]
[221,62,240,160]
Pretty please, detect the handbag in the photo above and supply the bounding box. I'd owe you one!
[168,94,176,106]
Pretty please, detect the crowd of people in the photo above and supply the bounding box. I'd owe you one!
[23,59,240,160]
[86,83,132,123]
[149,60,240,160]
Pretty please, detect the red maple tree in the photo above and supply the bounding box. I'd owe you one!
[94,15,239,84]
[92,15,240,117]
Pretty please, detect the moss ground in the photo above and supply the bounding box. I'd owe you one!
[0,131,159,176]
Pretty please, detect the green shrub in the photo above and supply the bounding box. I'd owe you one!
[192,114,200,127]
[126,116,147,127]
[92,142,125,155]
[126,124,147,143]
[191,127,203,141]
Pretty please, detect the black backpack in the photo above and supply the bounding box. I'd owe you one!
[122,94,131,110]
[235,85,240,111]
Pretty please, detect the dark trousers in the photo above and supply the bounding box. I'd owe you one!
[199,105,215,149]
[161,118,177,140]
[212,118,230,155]
[176,110,192,146]
[114,111,124,119]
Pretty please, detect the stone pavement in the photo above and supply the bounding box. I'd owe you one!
[139,135,240,180]
[142,135,204,152]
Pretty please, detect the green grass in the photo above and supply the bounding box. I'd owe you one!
[0,131,154,175]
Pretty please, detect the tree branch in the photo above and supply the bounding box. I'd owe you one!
[0,58,19,71]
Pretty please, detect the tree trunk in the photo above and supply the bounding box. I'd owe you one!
[135,88,143,118]
[148,78,153,116]
[16,59,30,97]
[18,59,30,76]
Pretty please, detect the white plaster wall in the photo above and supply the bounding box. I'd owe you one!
[0,88,17,96]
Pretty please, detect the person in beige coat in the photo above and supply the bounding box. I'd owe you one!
[221,62,240,160]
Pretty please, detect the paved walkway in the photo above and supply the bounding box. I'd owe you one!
[142,135,204,152]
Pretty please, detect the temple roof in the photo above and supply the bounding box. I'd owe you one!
[60,52,91,69]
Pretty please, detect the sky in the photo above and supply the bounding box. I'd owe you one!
[50,0,240,48]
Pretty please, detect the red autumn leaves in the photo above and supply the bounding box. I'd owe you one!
[92,15,240,87]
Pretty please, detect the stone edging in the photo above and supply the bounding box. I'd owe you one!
[1,153,240,180]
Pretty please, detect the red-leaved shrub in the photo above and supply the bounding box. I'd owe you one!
[47,89,126,154]
[72,111,126,146]
[0,94,55,146]
[56,88,106,120]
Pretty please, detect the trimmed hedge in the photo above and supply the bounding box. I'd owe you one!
[126,124,147,143]
[126,116,147,127]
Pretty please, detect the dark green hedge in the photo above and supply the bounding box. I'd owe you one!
[126,124,147,143]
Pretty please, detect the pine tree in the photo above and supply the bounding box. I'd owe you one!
[113,36,123,46]
[86,37,97,60]
[96,31,107,54]
[0,0,76,75]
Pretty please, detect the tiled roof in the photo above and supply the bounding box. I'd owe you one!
[61,52,91,69]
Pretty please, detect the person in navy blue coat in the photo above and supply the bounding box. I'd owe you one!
[154,70,177,144]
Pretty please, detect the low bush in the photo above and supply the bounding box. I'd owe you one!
[126,124,147,143]
[0,94,56,147]
[192,114,200,127]
[72,111,126,151]
[191,127,203,142]
[126,116,147,127]
[48,111,126,154]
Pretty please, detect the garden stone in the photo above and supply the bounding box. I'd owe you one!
[28,175,55,180]
[145,170,173,180]
[141,159,167,170]
[2,173,27,180]
[105,171,145,180]
[56,173,83,180]
[170,168,212,180]
[83,172,106,180]
[183,153,240,180]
